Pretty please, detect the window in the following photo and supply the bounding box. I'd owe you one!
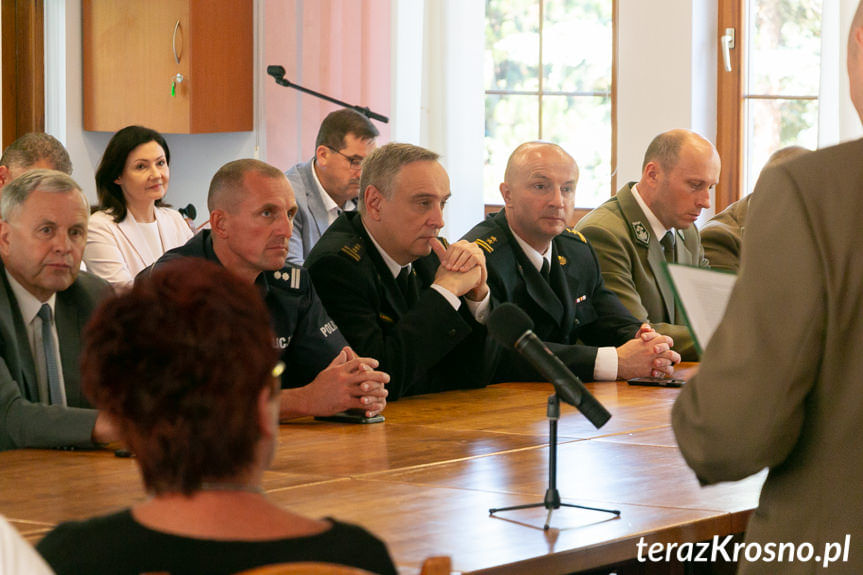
[717,0,822,208]
[484,0,615,208]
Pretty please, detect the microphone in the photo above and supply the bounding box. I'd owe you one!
[178,204,196,221]
[266,65,289,86]
[487,303,611,429]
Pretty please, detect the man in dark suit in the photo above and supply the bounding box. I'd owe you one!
[575,129,720,360]
[305,143,494,399]
[152,159,389,419]
[671,6,863,572]
[0,170,116,450]
[285,109,379,264]
[0,132,73,192]
[463,142,679,383]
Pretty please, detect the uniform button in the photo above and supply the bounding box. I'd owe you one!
[448,329,457,337]
[574,318,580,325]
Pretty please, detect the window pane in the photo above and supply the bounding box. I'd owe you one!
[542,0,612,93]
[485,0,540,92]
[542,94,612,208]
[743,97,818,196]
[746,0,822,96]
[484,94,540,204]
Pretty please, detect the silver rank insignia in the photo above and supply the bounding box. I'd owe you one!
[632,221,650,246]
[273,268,302,289]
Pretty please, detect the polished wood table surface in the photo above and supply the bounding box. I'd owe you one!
[0,365,764,574]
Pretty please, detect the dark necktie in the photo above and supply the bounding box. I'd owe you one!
[540,259,551,283]
[397,266,417,306]
[660,231,676,264]
[37,304,65,406]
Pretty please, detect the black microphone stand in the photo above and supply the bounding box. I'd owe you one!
[489,393,621,530]
[266,65,388,124]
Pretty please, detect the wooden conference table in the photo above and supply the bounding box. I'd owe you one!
[0,364,764,574]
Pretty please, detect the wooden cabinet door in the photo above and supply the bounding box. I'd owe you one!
[83,0,251,134]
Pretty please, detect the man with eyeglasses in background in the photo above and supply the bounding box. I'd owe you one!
[285,109,379,264]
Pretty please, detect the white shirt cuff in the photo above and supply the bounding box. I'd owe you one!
[430,284,461,311]
[465,292,490,323]
[593,346,619,381]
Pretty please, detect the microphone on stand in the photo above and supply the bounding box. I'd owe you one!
[178,204,196,221]
[487,303,611,429]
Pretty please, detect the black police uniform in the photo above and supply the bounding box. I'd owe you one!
[305,212,494,400]
[462,209,642,382]
[152,231,347,389]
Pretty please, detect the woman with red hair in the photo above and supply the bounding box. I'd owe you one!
[37,259,396,575]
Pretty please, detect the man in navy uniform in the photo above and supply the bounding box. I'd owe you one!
[152,159,388,419]
[305,143,495,399]
[463,142,680,383]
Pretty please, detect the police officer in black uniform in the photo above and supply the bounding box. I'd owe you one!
[147,159,389,419]
[462,142,681,383]
[156,229,343,388]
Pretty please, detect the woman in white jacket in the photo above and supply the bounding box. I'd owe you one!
[84,126,193,289]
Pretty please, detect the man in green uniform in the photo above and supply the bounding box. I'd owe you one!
[575,129,720,360]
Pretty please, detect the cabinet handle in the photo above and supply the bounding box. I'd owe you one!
[172,20,182,64]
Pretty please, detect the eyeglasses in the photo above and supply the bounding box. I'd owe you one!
[324,145,364,170]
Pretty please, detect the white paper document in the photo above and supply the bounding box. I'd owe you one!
[664,263,737,354]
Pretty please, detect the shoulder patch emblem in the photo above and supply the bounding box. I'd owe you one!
[474,235,498,254]
[273,268,302,289]
[632,221,650,246]
[439,237,450,249]
[340,242,363,262]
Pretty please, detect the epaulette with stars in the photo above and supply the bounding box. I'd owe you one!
[269,267,304,290]
[561,227,588,243]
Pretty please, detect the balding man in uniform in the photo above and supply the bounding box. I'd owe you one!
[463,142,679,383]
[576,129,720,360]
[151,159,388,419]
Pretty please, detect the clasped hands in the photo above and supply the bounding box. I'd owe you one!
[430,238,489,301]
[617,324,681,380]
[280,346,389,420]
